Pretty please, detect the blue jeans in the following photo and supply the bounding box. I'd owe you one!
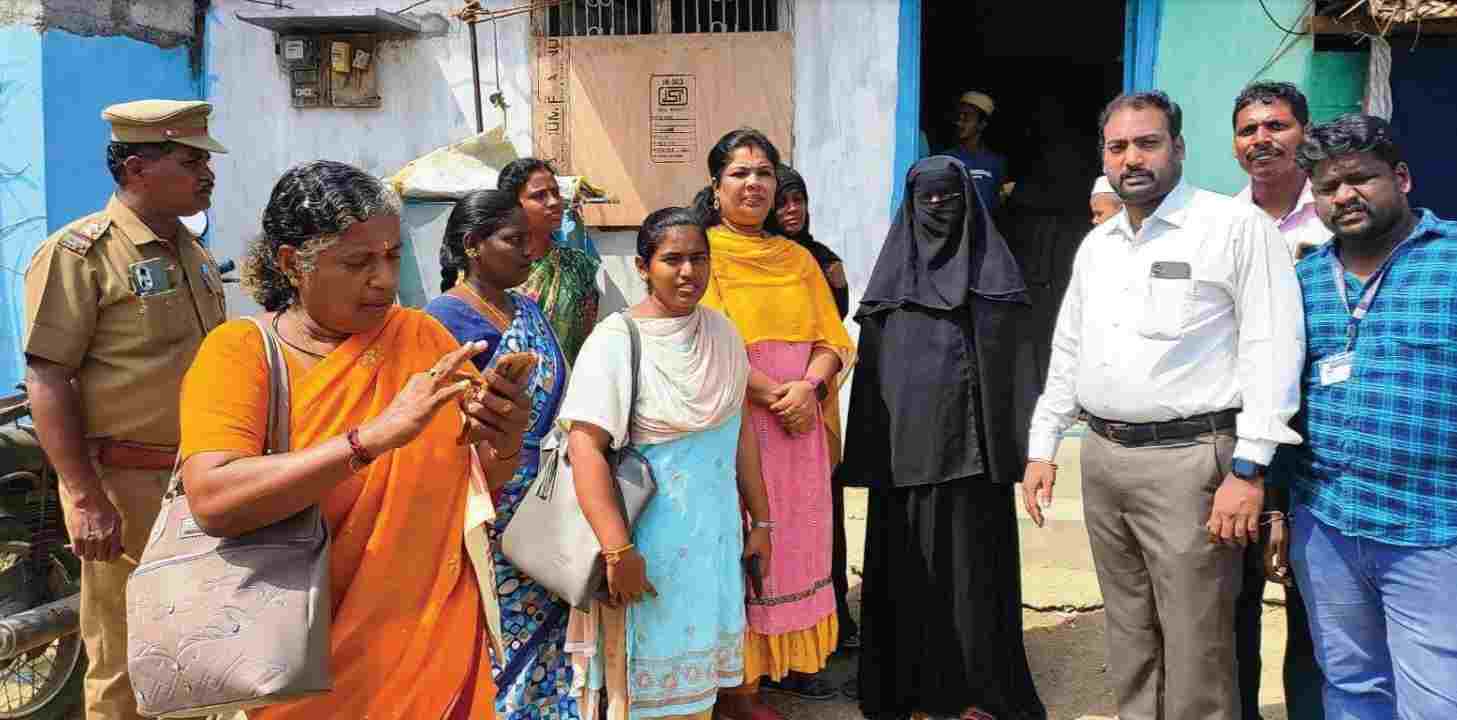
[1290,505,1457,719]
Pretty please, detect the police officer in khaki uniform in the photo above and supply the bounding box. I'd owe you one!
[23,100,227,720]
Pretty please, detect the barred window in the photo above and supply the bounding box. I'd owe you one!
[541,0,781,37]
[670,0,780,33]
[545,0,656,37]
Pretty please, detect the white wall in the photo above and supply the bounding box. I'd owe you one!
[204,0,533,313]
[790,0,901,311]
[203,0,903,319]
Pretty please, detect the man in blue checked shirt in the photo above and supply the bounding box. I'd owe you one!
[1273,113,1457,718]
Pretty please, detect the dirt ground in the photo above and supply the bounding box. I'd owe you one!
[764,436,1297,720]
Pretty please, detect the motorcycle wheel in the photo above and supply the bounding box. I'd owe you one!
[0,542,83,720]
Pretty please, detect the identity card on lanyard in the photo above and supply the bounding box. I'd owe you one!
[1319,243,1406,386]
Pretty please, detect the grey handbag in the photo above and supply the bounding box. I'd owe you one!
[126,317,331,718]
[501,312,657,611]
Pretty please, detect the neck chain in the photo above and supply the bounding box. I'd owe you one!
[720,218,765,238]
[458,280,514,330]
[272,311,329,360]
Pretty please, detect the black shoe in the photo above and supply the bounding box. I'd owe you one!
[762,673,837,701]
[840,679,860,700]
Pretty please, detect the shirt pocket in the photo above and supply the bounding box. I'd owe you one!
[1137,276,1193,340]
[1385,289,1457,350]
[137,290,196,344]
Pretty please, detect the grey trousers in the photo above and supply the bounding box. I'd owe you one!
[1081,430,1243,720]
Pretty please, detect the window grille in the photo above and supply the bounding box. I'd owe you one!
[545,0,656,36]
[670,0,779,33]
[540,0,781,37]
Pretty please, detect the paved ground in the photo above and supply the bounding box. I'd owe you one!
[765,436,1295,720]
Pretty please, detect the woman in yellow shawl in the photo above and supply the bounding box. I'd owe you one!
[179,161,530,720]
[692,129,855,720]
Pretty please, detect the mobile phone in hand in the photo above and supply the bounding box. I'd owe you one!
[744,555,764,599]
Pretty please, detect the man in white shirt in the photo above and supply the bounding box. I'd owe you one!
[1229,80,1327,720]
[1021,91,1305,720]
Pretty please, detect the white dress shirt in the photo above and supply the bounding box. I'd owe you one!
[1236,180,1331,258]
[1027,181,1305,465]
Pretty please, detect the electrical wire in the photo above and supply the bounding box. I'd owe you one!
[1259,0,1312,35]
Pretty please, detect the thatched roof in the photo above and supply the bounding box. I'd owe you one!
[1327,0,1457,23]
[1319,0,1457,34]
[1370,0,1457,22]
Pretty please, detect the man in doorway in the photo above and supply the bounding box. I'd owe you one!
[1228,80,1328,720]
[1281,113,1457,718]
[1021,91,1304,720]
[23,99,228,720]
[946,90,1009,211]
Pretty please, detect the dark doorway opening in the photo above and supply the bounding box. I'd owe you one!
[920,0,1125,382]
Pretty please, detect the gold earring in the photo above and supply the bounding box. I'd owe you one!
[713,195,721,211]
[465,247,481,259]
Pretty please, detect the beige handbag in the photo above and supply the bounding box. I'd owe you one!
[500,312,657,612]
[126,317,331,718]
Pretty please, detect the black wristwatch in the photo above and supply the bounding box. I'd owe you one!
[1231,458,1267,480]
[807,376,829,402]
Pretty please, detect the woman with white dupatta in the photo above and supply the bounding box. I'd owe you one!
[560,208,774,720]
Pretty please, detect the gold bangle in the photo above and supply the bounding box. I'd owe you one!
[1029,459,1059,470]
[602,543,634,566]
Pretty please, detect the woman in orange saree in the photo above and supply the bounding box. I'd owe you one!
[178,161,530,720]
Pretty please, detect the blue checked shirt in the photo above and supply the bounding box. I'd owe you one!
[1287,209,1457,547]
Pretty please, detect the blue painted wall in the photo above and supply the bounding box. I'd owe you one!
[0,27,48,392]
[41,30,199,233]
[890,0,920,216]
[0,27,199,391]
[1124,0,1163,91]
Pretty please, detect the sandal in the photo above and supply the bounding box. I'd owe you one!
[761,673,837,701]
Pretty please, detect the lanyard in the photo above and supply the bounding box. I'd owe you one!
[1329,238,1412,352]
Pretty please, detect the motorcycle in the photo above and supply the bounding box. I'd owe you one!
[0,391,83,720]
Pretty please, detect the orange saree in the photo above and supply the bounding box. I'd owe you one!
[178,307,495,720]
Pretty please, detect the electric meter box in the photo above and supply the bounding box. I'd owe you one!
[279,35,322,108]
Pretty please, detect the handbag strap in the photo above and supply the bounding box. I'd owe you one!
[620,311,641,448]
[247,316,294,455]
[164,317,292,498]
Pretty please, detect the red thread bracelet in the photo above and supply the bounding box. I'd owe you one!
[346,428,374,472]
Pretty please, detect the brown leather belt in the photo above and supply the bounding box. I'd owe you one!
[93,439,178,470]
[1087,409,1238,447]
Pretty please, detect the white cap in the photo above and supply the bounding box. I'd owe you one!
[1091,175,1117,197]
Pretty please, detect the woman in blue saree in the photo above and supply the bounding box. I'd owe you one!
[559,208,773,720]
[425,190,577,720]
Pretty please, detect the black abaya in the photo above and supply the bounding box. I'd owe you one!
[845,156,1046,719]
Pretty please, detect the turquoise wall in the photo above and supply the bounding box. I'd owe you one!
[42,30,199,234]
[0,26,199,391]
[0,26,47,392]
[1155,0,1313,194]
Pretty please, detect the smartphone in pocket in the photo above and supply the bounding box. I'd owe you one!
[1138,260,1192,340]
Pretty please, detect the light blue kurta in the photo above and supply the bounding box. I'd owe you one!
[591,413,747,718]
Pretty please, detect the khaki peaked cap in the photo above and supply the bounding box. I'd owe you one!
[101,99,228,153]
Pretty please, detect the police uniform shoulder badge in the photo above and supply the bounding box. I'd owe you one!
[57,215,112,256]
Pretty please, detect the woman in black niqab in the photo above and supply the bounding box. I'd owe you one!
[846,155,1047,720]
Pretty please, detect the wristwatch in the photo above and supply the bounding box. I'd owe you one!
[805,377,828,402]
[1231,458,1267,480]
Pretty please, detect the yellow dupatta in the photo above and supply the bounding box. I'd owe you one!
[700,225,854,462]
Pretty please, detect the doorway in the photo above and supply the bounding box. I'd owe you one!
[919,0,1125,382]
